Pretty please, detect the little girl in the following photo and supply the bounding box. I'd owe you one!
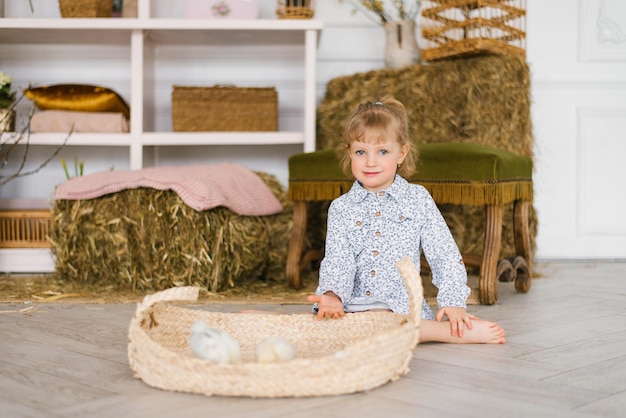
[307,97,506,344]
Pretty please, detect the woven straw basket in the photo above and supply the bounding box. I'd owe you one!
[127,257,423,398]
[172,85,278,132]
[0,210,53,248]
[276,7,314,19]
[58,0,114,18]
[276,0,315,19]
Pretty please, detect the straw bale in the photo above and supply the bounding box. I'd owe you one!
[315,54,536,260]
[317,54,532,157]
[50,172,291,292]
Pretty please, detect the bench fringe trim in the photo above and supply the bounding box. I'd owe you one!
[288,179,533,206]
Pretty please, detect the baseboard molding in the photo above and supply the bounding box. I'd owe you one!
[0,249,55,273]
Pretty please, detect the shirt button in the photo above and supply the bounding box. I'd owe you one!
[355,221,362,226]
[373,250,379,256]
[375,231,381,237]
[378,191,385,197]
[366,290,371,296]
[399,216,404,221]
[375,211,381,217]
[370,270,376,276]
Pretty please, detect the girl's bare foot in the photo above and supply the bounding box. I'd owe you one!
[419,319,506,344]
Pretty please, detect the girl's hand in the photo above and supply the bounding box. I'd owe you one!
[435,306,478,338]
[307,292,345,321]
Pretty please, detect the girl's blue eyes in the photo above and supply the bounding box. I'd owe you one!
[354,150,389,155]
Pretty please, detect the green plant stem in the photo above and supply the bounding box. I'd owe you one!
[61,158,70,180]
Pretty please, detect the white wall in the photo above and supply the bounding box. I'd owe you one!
[527,0,626,259]
[2,0,626,260]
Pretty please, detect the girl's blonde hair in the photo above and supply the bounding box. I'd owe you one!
[337,96,417,178]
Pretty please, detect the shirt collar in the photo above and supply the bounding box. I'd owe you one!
[347,175,409,203]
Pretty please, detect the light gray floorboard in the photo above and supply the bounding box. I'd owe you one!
[1,261,625,418]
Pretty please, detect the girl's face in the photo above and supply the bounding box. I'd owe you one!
[348,129,409,193]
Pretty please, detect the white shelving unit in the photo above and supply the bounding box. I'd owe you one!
[0,3,323,273]
[0,12,323,170]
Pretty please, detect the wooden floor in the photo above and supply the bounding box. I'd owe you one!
[1,262,625,418]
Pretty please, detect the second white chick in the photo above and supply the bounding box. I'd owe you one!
[255,336,296,363]
[188,320,241,364]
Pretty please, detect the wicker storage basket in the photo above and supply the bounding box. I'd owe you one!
[0,210,53,248]
[276,1,315,19]
[420,0,526,62]
[172,85,278,132]
[59,0,114,18]
[128,257,422,397]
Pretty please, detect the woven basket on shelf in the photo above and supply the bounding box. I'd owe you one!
[172,85,278,132]
[276,0,315,19]
[420,0,526,61]
[127,257,422,398]
[59,0,114,18]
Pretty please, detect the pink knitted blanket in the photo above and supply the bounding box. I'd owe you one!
[55,163,283,216]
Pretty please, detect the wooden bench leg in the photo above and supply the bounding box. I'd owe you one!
[512,200,532,293]
[286,200,307,289]
[479,205,503,305]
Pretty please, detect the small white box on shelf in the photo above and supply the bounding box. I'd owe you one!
[182,0,259,19]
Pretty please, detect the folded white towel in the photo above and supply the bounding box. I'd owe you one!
[30,110,129,133]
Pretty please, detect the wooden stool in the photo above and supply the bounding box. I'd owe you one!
[287,143,534,305]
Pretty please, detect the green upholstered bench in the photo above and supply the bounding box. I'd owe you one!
[287,142,534,305]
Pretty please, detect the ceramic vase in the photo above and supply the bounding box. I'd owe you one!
[383,20,421,69]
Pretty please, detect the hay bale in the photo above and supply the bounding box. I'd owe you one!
[50,172,291,292]
[317,54,532,157]
[315,54,536,260]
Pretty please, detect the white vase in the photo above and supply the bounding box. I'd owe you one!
[0,109,15,132]
[383,20,421,69]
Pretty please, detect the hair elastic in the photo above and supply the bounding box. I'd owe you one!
[375,101,383,106]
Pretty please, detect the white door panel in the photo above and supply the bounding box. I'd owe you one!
[529,0,626,259]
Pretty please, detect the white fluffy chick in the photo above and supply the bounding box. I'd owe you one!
[188,320,241,364]
[255,336,296,363]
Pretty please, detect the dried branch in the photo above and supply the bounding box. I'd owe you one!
[0,94,71,188]
[339,0,421,25]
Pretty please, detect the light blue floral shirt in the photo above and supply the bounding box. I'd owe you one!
[316,175,470,319]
